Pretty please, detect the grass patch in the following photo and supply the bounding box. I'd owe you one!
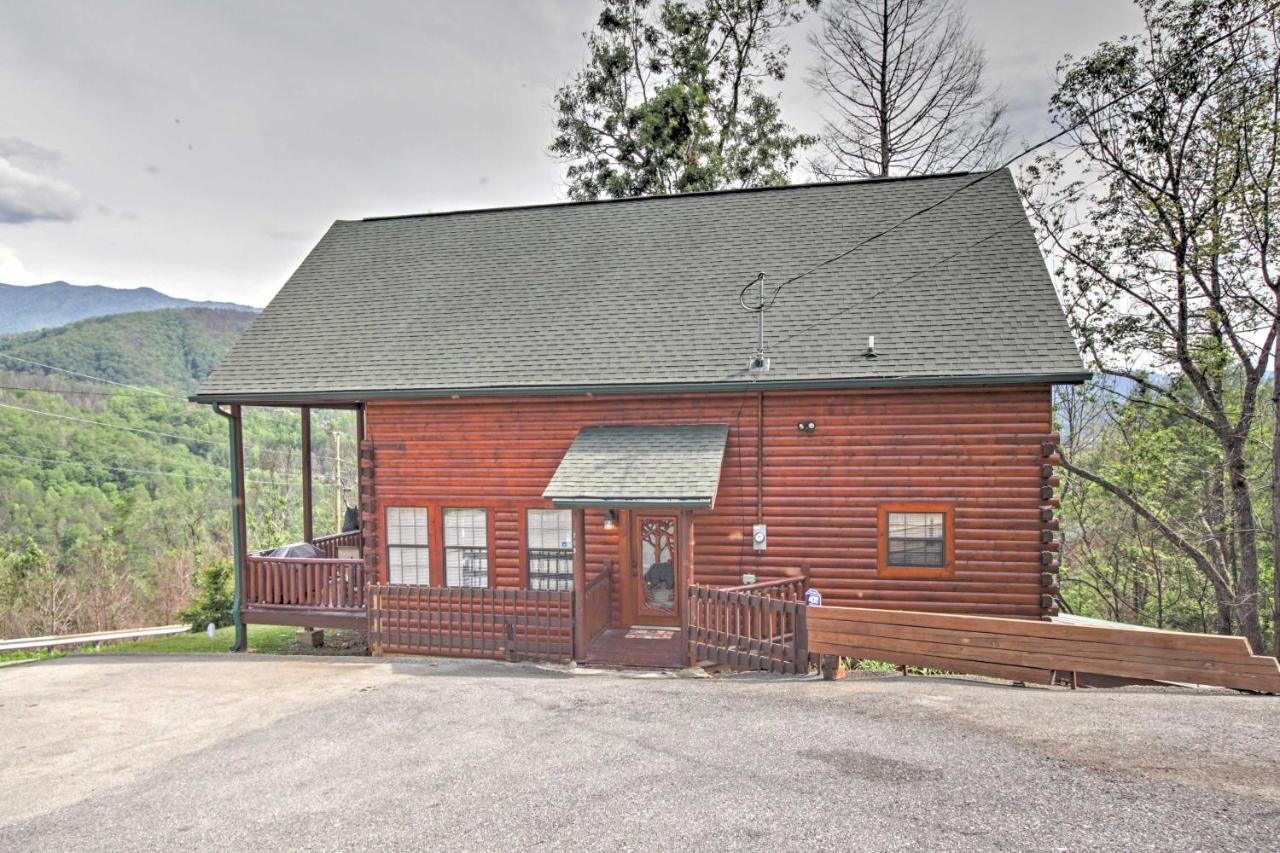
[0,649,68,664]
[101,624,297,654]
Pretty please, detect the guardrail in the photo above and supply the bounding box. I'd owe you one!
[0,624,190,654]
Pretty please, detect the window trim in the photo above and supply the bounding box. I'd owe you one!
[442,506,492,588]
[524,507,575,591]
[877,503,955,577]
[383,504,432,586]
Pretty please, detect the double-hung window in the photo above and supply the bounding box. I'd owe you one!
[526,509,574,591]
[444,508,489,587]
[386,507,430,584]
[880,504,953,574]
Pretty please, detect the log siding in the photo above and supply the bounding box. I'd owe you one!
[363,384,1056,619]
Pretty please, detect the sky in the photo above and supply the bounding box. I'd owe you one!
[0,0,1143,307]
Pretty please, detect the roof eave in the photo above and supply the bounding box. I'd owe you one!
[189,370,1093,406]
[547,497,715,509]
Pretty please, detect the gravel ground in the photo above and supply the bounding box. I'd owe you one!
[1,654,1277,852]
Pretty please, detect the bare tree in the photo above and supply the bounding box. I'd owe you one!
[806,0,1007,178]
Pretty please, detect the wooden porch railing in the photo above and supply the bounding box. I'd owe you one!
[722,575,807,601]
[311,530,362,558]
[243,556,368,611]
[368,585,573,661]
[686,583,809,675]
[582,566,612,645]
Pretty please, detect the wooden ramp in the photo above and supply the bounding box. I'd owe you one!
[807,606,1280,694]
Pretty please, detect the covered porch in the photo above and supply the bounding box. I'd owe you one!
[216,402,368,645]
[545,424,731,668]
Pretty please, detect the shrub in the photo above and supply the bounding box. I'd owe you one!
[177,560,234,630]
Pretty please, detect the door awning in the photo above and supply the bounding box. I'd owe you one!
[543,424,730,509]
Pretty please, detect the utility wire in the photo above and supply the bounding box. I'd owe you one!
[744,2,1280,313]
[0,352,191,400]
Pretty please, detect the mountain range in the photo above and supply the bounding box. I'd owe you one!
[0,281,256,335]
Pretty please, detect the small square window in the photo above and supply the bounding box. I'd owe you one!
[880,506,952,573]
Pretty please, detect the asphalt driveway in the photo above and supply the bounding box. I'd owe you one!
[1,655,1278,851]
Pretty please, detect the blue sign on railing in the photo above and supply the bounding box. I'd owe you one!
[805,587,823,607]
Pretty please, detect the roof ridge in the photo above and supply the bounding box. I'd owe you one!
[357,169,990,224]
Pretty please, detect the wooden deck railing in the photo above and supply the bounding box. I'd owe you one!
[686,584,809,674]
[582,566,612,645]
[311,530,362,558]
[721,575,808,601]
[243,556,368,611]
[368,585,573,662]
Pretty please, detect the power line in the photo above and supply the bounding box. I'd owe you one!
[748,2,1280,311]
[0,396,356,468]
[0,382,156,398]
[0,450,236,483]
[0,352,191,400]
[0,400,224,447]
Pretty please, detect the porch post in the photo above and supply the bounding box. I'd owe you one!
[221,403,248,652]
[301,405,313,543]
[680,510,694,666]
[572,507,587,661]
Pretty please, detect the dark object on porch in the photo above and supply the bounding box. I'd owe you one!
[265,542,325,559]
[342,505,360,532]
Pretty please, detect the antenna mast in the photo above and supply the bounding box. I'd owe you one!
[746,272,770,373]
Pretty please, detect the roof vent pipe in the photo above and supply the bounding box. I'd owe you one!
[863,335,878,359]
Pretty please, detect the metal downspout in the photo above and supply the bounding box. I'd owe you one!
[213,403,247,651]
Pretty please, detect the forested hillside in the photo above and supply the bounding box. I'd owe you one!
[0,308,255,392]
[0,281,255,334]
[0,308,355,638]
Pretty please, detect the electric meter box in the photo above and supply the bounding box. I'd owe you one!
[752,523,767,551]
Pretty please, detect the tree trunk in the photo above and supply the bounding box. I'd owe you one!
[1225,438,1265,652]
[1274,305,1280,657]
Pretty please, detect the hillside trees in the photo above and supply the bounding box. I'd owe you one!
[1026,0,1280,652]
[551,0,818,198]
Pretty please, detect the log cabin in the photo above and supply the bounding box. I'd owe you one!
[192,168,1088,667]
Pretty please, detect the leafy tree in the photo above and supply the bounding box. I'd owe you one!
[1026,0,1280,652]
[177,560,235,630]
[807,0,1007,178]
[550,0,818,199]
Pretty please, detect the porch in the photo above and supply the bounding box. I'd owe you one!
[240,530,368,630]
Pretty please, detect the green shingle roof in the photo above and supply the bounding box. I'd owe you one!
[543,425,730,508]
[194,169,1086,403]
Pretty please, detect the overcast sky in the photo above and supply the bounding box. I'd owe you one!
[0,0,1143,307]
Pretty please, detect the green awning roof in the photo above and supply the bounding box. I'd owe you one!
[543,424,730,509]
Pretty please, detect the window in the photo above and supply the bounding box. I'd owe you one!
[386,507,429,584]
[879,504,953,574]
[526,509,574,591]
[444,508,489,587]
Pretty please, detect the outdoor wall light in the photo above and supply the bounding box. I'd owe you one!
[603,509,618,530]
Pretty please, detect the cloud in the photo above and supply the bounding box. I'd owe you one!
[0,148,84,225]
[0,137,62,169]
[0,243,39,284]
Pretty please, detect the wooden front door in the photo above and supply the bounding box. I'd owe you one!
[625,513,682,627]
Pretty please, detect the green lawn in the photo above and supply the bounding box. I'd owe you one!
[102,624,297,654]
[0,625,297,663]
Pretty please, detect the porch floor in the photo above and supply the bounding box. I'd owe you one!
[580,627,685,669]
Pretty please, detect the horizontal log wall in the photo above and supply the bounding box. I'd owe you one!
[365,385,1055,618]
